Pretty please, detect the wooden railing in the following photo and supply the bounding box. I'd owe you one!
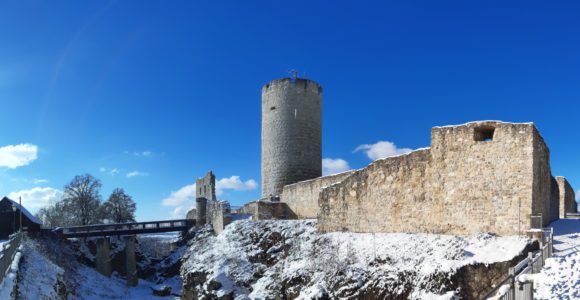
[56,219,195,238]
[0,232,22,286]
[481,228,553,300]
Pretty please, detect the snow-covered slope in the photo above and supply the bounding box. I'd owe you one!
[533,219,580,299]
[181,220,530,299]
[17,237,180,299]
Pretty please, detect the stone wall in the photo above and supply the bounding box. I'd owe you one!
[238,201,296,220]
[261,78,322,198]
[556,176,578,218]
[281,171,355,219]
[186,208,197,221]
[318,121,556,236]
[532,128,557,226]
[196,171,216,201]
[206,200,230,234]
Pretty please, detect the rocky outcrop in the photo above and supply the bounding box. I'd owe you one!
[180,220,532,299]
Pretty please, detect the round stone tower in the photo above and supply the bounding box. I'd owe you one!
[261,77,322,198]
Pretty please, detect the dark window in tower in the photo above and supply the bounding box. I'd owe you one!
[270,106,276,111]
[474,126,495,142]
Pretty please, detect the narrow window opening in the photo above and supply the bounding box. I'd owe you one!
[270,106,276,111]
[474,126,495,142]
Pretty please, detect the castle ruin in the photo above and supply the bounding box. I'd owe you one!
[261,77,322,198]
[194,171,231,234]
[240,77,578,236]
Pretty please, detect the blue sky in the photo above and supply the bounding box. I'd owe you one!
[1,1,579,221]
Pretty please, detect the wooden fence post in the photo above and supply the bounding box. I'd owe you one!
[509,267,516,299]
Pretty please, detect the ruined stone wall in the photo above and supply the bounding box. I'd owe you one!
[261,78,322,198]
[556,176,577,217]
[318,149,432,233]
[238,201,295,220]
[196,171,216,201]
[206,200,230,234]
[281,171,355,219]
[429,122,537,235]
[532,129,557,226]
[550,177,561,223]
[319,121,549,236]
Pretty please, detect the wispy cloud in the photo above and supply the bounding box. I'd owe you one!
[126,171,148,178]
[322,158,351,175]
[8,187,63,213]
[100,167,120,176]
[33,179,49,184]
[216,176,258,196]
[0,144,38,169]
[125,150,154,157]
[354,141,412,161]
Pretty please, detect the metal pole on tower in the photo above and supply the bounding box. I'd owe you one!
[19,196,23,232]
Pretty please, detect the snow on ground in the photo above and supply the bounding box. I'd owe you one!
[17,237,180,300]
[533,219,580,300]
[138,232,180,259]
[18,238,63,299]
[181,219,529,299]
[0,244,23,299]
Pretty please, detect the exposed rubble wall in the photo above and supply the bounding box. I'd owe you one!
[237,201,296,220]
[281,171,355,218]
[556,176,577,217]
[207,200,230,234]
[532,128,557,227]
[318,121,557,235]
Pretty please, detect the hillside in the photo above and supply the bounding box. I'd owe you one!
[181,220,532,299]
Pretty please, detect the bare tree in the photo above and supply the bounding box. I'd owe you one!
[62,174,102,226]
[101,188,136,223]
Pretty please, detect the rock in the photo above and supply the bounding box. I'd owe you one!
[151,285,172,297]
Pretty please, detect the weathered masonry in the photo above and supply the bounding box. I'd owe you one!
[556,176,577,218]
[315,121,576,235]
[195,171,232,234]
[261,77,322,198]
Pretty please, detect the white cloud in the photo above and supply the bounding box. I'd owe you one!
[126,171,148,178]
[576,190,580,202]
[100,167,120,176]
[354,141,412,161]
[162,183,196,207]
[8,187,63,213]
[216,176,258,196]
[126,150,154,157]
[171,205,195,219]
[33,178,49,184]
[161,175,258,219]
[162,183,197,219]
[0,144,38,169]
[322,158,351,175]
